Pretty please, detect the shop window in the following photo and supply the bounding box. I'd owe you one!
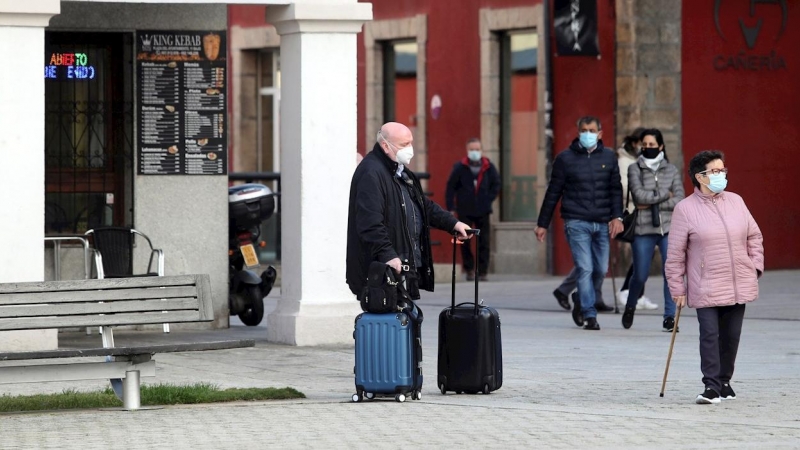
[382,41,418,127]
[499,30,538,222]
[44,32,134,234]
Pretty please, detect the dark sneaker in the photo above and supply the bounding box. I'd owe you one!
[553,289,571,310]
[571,293,584,327]
[595,301,615,313]
[721,383,736,400]
[583,317,600,330]
[622,306,635,329]
[696,388,721,404]
[663,317,680,333]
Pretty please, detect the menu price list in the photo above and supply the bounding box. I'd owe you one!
[136,30,227,175]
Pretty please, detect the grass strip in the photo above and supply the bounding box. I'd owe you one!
[0,383,304,413]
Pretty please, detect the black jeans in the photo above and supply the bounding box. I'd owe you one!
[696,304,747,394]
[460,215,490,276]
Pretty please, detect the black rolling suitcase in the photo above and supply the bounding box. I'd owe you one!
[437,229,503,395]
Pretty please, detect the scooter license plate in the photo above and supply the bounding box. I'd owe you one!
[240,243,259,268]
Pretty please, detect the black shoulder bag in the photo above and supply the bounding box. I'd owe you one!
[359,261,408,313]
[616,187,638,243]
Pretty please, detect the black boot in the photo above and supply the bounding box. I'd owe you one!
[622,306,636,329]
[570,293,584,327]
[583,317,600,330]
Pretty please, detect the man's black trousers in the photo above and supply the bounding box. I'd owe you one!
[460,215,490,276]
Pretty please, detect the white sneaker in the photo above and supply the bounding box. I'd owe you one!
[616,290,628,308]
[637,295,659,310]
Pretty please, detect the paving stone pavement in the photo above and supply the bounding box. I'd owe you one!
[1,270,799,449]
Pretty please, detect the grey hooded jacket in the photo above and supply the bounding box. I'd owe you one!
[627,156,685,236]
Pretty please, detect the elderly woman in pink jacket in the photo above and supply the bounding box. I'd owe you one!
[665,150,764,405]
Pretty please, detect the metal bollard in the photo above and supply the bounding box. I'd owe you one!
[122,370,141,410]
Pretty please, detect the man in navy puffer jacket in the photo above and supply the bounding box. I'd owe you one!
[535,116,624,330]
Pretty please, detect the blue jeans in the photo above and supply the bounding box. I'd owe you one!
[564,219,610,320]
[627,233,675,319]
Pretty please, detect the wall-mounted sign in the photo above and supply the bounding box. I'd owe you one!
[713,0,788,71]
[44,52,96,80]
[136,30,227,175]
[554,0,600,57]
[430,94,442,120]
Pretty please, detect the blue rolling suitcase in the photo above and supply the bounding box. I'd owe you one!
[353,301,423,403]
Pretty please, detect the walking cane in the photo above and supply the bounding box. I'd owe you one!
[659,305,683,397]
[610,240,619,314]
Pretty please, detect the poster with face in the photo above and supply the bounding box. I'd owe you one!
[554,0,600,56]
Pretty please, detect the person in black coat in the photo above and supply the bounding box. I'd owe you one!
[445,138,500,281]
[535,116,624,331]
[346,122,471,301]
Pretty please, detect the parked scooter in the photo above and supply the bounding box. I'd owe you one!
[228,183,278,326]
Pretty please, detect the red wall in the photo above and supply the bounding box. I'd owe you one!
[229,5,268,28]
[683,0,799,269]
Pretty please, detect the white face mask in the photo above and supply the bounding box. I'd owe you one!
[396,146,414,165]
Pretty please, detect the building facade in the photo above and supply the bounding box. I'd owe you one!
[356,0,796,274]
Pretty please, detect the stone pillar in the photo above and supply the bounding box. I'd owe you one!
[616,0,682,170]
[0,0,60,351]
[265,2,372,345]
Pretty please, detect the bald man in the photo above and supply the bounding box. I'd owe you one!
[347,122,471,301]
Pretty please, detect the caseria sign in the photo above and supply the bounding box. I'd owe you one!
[713,0,788,71]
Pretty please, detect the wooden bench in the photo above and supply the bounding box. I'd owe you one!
[0,274,254,410]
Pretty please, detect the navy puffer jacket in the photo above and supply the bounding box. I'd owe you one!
[537,139,623,228]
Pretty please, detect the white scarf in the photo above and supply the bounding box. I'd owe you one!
[644,152,664,172]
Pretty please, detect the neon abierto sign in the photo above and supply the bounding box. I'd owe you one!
[45,52,96,80]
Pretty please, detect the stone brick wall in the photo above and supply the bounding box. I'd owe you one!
[616,0,682,171]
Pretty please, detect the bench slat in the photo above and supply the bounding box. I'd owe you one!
[0,310,205,331]
[0,298,199,319]
[0,286,198,305]
[0,275,200,294]
[0,340,256,361]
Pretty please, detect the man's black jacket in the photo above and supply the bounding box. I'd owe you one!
[346,144,458,299]
[445,157,500,218]
[537,138,623,228]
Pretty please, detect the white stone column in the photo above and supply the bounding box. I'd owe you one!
[0,0,60,351]
[265,2,372,345]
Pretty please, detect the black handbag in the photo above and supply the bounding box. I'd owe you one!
[616,188,638,243]
[359,262,403,314]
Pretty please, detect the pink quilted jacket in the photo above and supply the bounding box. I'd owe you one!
[665,188,764,308]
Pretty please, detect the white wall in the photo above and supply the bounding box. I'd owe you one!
[0,0,61,350]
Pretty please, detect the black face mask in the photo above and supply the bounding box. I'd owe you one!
[641,147,661,159]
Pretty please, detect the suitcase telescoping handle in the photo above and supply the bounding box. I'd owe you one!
[451,229,481,315]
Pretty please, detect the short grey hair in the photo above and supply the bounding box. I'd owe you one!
[466,137,481,146]
[576,116,602,130]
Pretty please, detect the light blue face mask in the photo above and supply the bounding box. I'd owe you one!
[579,132,598,149]
[706,173,728,193]
[468,150,482,162]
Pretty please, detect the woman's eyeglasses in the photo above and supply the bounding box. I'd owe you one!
[700,168,728,176]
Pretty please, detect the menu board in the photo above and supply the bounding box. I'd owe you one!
[136,30,227,175]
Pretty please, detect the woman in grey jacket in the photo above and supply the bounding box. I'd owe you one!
[621,129,685,331]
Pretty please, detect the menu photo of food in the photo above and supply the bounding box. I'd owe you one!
[167,145,179,155]
[203,33,221,61]
[207,152,218,161]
